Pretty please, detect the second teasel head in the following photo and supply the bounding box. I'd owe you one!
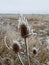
[12,40,21,53]
[32,47,39,55]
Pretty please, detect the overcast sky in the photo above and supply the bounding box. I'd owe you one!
[0,0,49,14]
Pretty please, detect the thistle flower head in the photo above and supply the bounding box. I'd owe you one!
[12,40,21,53]
[18,15,30,38]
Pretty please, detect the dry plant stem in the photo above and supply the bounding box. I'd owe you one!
[18,53,24,65]
[25,38,27,55]
[4,36,10,50]
[24,38,30,65]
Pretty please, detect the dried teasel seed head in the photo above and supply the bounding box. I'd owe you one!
[33,49,37,54]
[20,24,29,38]
[12,43,19,53]
[32,47,39,55]
[12,40,21,53]
[18,15,30,38]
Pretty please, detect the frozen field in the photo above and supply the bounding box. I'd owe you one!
[0,14,49,65]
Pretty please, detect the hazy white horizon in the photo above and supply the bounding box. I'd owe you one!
[0,0,49,14]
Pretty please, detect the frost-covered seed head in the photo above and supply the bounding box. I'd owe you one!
[12,43,20,53]
[20,24,29,38]
[12,40,21,53]
[18,15,30,38]
[32,47,39,55]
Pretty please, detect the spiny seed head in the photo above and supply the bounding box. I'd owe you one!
[20,24,29,38]
[33,49,37,54]
[12,43,20,53]
[32,47,38,55]
[12,40,20,53]
[18,15,30,38]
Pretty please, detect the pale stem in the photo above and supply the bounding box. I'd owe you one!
[18,53,24,65]
[24,38,30,65]
[4,36,11,50]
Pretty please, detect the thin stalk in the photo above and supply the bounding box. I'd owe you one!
[4,36,10,50]
[24,38,30,65]
[18,53,24,65]
[24,38,27,55]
